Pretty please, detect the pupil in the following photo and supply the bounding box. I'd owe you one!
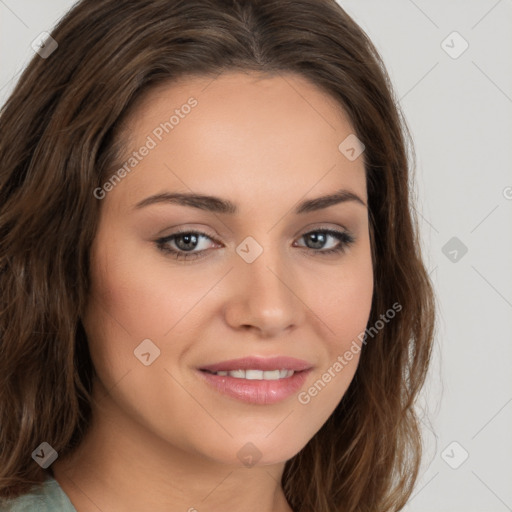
[308,233,325,249]
[177,233,198,251]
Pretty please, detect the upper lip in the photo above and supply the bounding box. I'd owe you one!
[199,356,313,373]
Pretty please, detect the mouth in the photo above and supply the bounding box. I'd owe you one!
[197,356,313,404]
[199,355,312,374]
[200,368,297,380]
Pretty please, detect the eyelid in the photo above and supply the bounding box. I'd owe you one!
[292,222,351,238]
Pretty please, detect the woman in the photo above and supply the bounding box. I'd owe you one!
[0,0,436,510]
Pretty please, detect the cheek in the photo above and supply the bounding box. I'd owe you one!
[86,231,198,341]
[300,247,373,410]
[82,228,222,393]
[81,229,174,386]
[316,245,374,350]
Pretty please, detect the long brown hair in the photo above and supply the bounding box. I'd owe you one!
[0,0,436,510]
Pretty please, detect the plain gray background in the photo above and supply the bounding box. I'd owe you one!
[1,1,511,511]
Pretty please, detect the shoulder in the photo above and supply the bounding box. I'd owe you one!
[0,475,77,512]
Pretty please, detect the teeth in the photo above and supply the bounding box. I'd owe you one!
[211,369,295,380]
[245,369,263,380]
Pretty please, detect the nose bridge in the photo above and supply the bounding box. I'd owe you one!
[226,234,302,334]
[237,230,290,290]
[246,253,288,302]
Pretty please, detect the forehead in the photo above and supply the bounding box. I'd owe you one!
[108,71,367,210]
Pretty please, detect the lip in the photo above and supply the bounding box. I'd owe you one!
[199,356,313,373]
[197,367,312,405]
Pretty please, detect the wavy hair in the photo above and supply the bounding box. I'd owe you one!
[0,0,436,510]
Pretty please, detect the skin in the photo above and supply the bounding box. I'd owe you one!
[52,71,374,512]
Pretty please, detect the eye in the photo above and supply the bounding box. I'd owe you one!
[155,228,356,261]
[155,230,218,261]
[294,229,355,255]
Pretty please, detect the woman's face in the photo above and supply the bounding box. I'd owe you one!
[84,71,373,467]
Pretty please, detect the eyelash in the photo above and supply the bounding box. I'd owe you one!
[155,228,356,262]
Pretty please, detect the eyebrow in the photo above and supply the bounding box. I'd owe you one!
[134,188,367,214]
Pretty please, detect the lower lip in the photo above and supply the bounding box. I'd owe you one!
[197,369,311,405]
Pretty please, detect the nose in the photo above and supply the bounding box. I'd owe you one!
[222,245,306,338]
